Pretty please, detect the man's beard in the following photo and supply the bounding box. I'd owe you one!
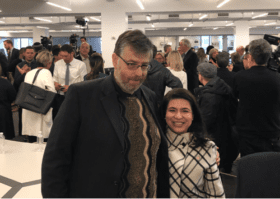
[114,69,146,94]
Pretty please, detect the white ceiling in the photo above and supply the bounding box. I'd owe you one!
[0,0,279,34]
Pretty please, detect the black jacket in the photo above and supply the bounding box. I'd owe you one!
[232,62,244,72]
[217,68,236,90]
[8,58,22,77]
[183,50,199,94]
[233,66,280,137]
[143,59,183,105]
[195,77,237,145]
[0,52,8,77]
[41,74,169,198]
[8,48,19,65]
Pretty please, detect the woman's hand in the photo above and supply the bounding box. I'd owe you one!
[209,59,219,68]
[216,147,220,166]
[17,65,31,75]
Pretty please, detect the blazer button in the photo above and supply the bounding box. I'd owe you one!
[114,181,119,185]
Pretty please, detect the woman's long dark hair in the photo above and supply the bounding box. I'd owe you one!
[86,55,104,80]
[159,88,208,148]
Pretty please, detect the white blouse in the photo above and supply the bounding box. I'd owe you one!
[167,129,225,198]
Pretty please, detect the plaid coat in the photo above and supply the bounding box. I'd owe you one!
[167,129,225,198]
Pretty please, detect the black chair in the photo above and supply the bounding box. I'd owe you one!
[235,152,280,198]
[220,172,237,198]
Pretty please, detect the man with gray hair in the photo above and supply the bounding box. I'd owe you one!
[195,62,238,173]
[42,30,169,198]
[179,38,199,94]
[233,39,280,157]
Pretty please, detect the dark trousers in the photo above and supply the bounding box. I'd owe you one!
[239,134,280,157]
[18,107,22,136]
[28,136,48,143]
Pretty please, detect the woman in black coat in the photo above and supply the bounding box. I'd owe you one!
[0,74,17,139]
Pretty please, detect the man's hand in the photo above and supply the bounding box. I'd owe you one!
[216,147,220,166]
[61,85,69,93]
[17,64,31,75]
[54,82,62,91]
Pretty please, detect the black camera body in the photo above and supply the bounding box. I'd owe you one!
[264,34,280,72]
[40,36,52,51]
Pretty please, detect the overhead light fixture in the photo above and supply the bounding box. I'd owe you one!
[145,28,155,30]
[151,24,155,28]
[188,23,193,27]
[183,28,187,31]
[199,14,208,20]
[0,21,4,23]
[136,0,144,10]
[90,17,101,22]
[226,23,234,26]
[0,10,2,12]
[75,25,80,28]
[46,2,71,11]
[217,0,230,8]
[213,27,219,30]
[264,22,277,26]
[36,26,49,29]
[146,15,151,21]
[34,17,52,22]
[252,13,268,19]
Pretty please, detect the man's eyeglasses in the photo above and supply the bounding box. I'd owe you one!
[117,54,150,72]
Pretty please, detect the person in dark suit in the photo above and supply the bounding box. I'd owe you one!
[41,30,169,198]
[233,39,280,157]
[8,48,25,78]
[216,51,236,89]
[0,52,8,78]
[4,40,19,65]
[179,39,199,94]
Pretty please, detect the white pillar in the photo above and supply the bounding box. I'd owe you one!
[33,27,49,43]
[101,6,128,69]
[223,35,228,51]
[234,21,250,49]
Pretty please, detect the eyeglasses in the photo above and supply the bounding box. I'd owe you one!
[117,54,150,72]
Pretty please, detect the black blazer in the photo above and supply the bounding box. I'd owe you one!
[41,74,169,198]
[217,68,236,89]
[75,55,82,61]
[8,48,19,64]
[0,52,8,77]
[183,50,199,94]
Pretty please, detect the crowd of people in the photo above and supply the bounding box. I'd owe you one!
[0,29,279,198]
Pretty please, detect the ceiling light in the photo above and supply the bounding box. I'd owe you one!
[183,28,187,31]
[34,17,52,22]
[0,10,2,12]
[146,15,151,21]
[46,2,71,11]
[136,0,144,10]
[151,24,155,28]
[188,23,193,27]
[75,25,80,28]
[213,27,219,30]
[145,28,155,30]
[84,18,89,22]
[226,23,234,26]
[217,0,230,8]
[36,26,49,29]
[199,14,208,20]
[90,17,101,22]
[252,13,268,19]
[264,22,277,26]
[0,21,4,23]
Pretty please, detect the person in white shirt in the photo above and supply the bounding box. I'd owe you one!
[165,51,187,95]
[21,51,56,142]
[53,44,87,95]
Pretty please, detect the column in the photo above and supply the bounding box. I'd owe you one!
[223,35,228,51]
[234,21,250,49]
[101,5,128,69]
[33,27,49,43]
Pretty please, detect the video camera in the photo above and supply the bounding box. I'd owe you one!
[264,34,280,72]
[40,36,52,51]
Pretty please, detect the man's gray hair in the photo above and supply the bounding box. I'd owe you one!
[216,52,229,68]
[81,42,90,49]
[114,30,153,59]
[180,39,191,48]
[249,39,272,65]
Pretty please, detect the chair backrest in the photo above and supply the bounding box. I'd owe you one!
[235,152,280,198]
[220,172,237,198]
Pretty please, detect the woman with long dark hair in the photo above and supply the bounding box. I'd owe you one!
[159,88,225,198]
[84,55,107,81]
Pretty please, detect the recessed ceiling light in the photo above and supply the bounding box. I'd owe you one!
[217,0,230,8]
[146,15,151,21]
[0,21,5,23]
[252,13,268,19]
[46,2,71,11]
[151,24,155,28]
[213,27,219,30]
[264,22,277,26]
[184,28,187,30]
[188,23,193,27]
[199,14,208,20]
[34,17,52,22]
[36,26,49,29]
[226,23,234,26]
[90,17,101,22]
[136,0,144,10]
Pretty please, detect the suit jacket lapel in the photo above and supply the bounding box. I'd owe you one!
[100,75,124,149]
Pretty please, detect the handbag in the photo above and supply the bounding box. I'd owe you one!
[15,69,56,115]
